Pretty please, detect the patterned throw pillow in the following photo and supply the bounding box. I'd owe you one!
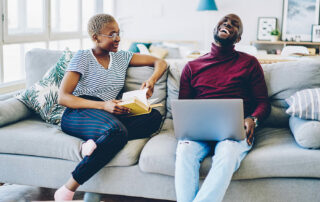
[16,49,73,124]
[286,88,320,121]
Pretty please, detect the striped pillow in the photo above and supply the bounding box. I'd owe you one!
[286,88,320,121]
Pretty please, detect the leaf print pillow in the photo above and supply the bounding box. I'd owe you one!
[16,49,73,124]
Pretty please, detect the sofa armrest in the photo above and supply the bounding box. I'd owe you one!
[0,90,22,101]
[0,98,33,127]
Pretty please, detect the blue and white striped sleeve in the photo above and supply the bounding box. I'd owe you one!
[119,50,134,68]
[66,50,88,75]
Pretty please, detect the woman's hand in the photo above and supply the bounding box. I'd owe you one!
[141,79,155,99]
[129,54,167,99]
[244,117,255,145]
[103,100,130,115]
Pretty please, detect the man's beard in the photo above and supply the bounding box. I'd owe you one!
[213,31,237,46]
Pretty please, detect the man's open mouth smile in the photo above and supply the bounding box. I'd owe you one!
[220,28,230,34]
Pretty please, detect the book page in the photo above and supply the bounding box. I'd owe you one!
[122,88,148,106]
[148,98,158,105]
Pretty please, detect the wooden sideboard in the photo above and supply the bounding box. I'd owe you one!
[251,41,320,54]
[255,54,320,64]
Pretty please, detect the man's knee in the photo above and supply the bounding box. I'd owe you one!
[213,140,243,164]
[176,141,201,160]
[216,140,240,154]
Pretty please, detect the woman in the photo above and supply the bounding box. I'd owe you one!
[54,13,167,201]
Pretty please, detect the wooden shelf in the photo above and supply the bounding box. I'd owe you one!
[251,40,320,55]
[251,40,320,46]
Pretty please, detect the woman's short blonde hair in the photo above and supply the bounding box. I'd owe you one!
[87,14,115,40]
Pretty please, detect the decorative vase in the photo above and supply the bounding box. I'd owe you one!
[270,35,279,42]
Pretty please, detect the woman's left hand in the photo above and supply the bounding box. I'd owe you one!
[141,80,155,98]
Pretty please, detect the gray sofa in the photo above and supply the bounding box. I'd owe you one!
[1,49,320,202]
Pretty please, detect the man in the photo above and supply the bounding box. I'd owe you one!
[175,14,270,202]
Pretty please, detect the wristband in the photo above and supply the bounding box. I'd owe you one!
[247,116,259,128]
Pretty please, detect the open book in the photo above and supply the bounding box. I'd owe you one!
[118,88,162,116]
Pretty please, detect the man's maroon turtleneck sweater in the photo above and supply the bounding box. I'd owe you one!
[179,43,270,122]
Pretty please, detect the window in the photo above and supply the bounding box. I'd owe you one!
[49,39,81,51]
[3,42,46,83]
[0,0,115,92]
[51,0,80,33]
[4,0,48,43]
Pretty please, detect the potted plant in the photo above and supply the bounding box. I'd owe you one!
[270,29,280,42]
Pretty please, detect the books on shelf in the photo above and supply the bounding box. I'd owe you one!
[118,88,162,116]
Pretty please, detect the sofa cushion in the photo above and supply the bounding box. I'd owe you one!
[0,117,148,167]
[0,98,32,127]
[124,66,168,116]
[139,119,176,175]
[261,105,290,128]
[289,116,320,149]
[261,61,320,126]
[262,60,320,101]
[16,49,73,124]
[140,119,320,179]
[286,88,320,121]
[25,49,64,88]
[165,59,191,119]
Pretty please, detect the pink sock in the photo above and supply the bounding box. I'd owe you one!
[81,139,97,158]
[54,185,75,201]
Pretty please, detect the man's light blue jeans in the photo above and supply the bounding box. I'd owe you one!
[175,139,252,202]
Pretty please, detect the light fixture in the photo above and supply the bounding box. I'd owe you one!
[197,0,218,11]
[197,0,218,51]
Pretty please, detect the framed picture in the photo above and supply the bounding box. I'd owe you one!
[257,17,277,41]
[312,24,320,42]
[282,0,320,42]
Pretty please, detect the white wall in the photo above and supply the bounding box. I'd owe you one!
[114,0,283,50]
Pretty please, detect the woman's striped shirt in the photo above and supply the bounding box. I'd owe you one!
[66,49,133,101]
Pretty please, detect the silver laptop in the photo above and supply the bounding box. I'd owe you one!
[172,99,246,141]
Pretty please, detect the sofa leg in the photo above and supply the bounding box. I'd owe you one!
[84,192,102,202]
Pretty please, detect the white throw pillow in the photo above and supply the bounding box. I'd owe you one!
[137,44,151,55]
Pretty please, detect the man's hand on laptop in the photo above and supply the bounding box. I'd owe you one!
[244,118,255,145]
